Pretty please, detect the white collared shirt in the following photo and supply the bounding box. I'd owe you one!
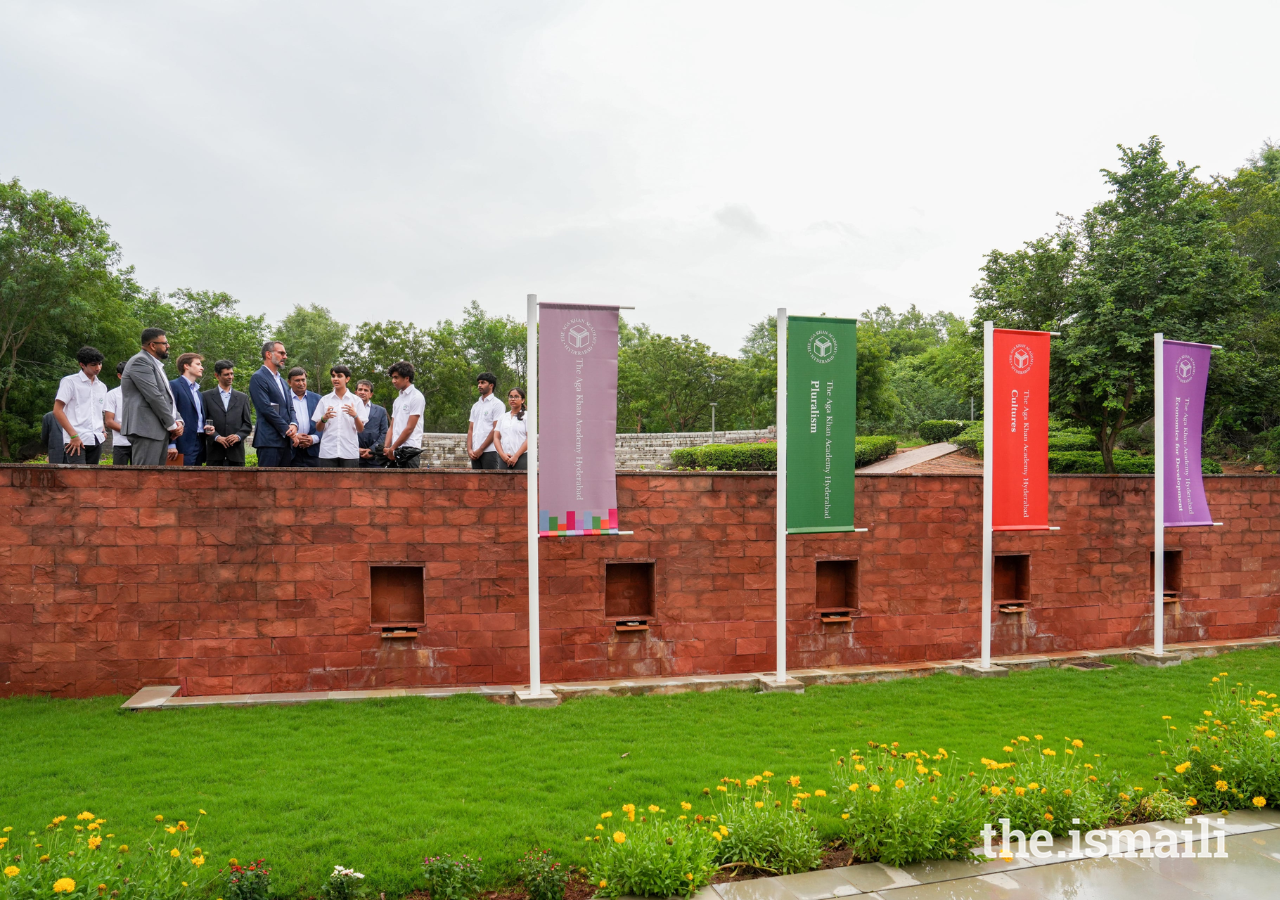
[312,389,369,459]
[468,393,505,452]
[390,384,426,449]
[183,375,204,432]
[54,369,108,445]
[103,386,130,447]
[291,392,311,438]
[218,386,233,410]
[495,410,527,456]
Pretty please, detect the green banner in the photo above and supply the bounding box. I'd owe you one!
[786,316,858,533]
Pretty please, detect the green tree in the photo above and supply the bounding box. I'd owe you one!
[974,137,1262,472]
[274,304,351,393]
[617,332,735,432]
[0,178,135,458]
[348,319,474,431]
[129,288,266,389]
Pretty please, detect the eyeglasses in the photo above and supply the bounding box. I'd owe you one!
[150,341,170,348]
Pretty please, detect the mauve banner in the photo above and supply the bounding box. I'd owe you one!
[991,329,1051,530]
[538,304,620,536]
[1163,340,1213,527]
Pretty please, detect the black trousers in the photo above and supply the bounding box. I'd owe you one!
[471,451,501,470]
[111,445,132,466]
[63,443,103,465]
[319,457,362,468]
[205,437,246,466]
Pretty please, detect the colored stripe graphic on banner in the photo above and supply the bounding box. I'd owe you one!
[1163,340,1213,527]
[991,329,1050,531]
[786,316,858,533]
[538,304,620,537]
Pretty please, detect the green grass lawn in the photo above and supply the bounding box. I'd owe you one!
[4,648,1279,896]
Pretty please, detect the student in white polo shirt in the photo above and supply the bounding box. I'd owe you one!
[467,372,505,470]
[102,360,132,465]
[312,365,368,468]
[383,360,426,468]
[52,346,108,466]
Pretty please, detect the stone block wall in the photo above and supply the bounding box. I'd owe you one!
[0,466,1276,698]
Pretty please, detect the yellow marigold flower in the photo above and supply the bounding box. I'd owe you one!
[74,825,83,832]
[894,779,905,789]
[1072,739,1083,748]
[599,880,607,889]
[1043,749,1056,757]
[854,764,866,772]
[1216,781,1229,791]
[53,878,76,893]
[1015,787,1026,796]
[1266,730,1276,739]
[719,825,728,836]
[88,837,102,850]
[1119,793,1129,801]
[596,824,603,831]
[177,822,188,832]
[166,827,178,835]
[601,811,612,819]
[87,824,99,832]
[612,831,625,844]
[763,771,774,777]
[686,875,693,881]
[171,848,181,858]
[1186,798,1198,807]
[118,846,128,853]
[815,789,826,797]
[192,857,205,867]
[716,785,728,792]
[848,784,859,792]
[1002,746,1013,753]
[1162,716,1171,720]
[869,785,880,793]
[2,827,9,832]
[39,855,50,863]
[1212,678,1219,683]
[840,813,849,820]
[4,866,19,878]
[1034,734,1043,740]
[1043,813,1053,822]
[648,805,660,813]
[712,832,723,841]
[1027,782,1039,790]
[77,812,94,822]
[680,802,691,811]
[788,776,801,787]
[755,801,764,809]
[155,816,163,822]
[1254,797,1268,808]
[916,765,929,775]
[1062,789,1072,796]
[1175,762,1191,774]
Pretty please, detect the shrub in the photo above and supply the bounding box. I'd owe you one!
[707,775,823,874]
[669,438,896,471]
[421,854,484,900]
[978,736,1122,834]
[1047,451,1222,475]
[952,422,983,453]
[917,420,966,443]
[514,850,567,900]
[225,859,271,900]
[833,743,984,867]
[1159,672,1280,811]
[0,811,213,900]
[585,805,717,899]
[1046,433,1099,452]
[320,866,367,900]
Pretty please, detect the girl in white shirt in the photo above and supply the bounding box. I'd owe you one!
[492,387,529,470]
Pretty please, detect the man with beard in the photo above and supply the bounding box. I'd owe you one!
[119,327,184,466]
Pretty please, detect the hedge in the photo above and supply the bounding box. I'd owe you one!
[1048,451,1223,475]
[669,437,898,471]
[917,420,967,443]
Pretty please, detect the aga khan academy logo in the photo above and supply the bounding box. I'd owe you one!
[806,329,838,364]
[1175,354,1196,384]
[560,318,597,355]
[1008,343,1034,375]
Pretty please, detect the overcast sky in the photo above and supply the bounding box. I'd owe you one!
[3,1,1277,354]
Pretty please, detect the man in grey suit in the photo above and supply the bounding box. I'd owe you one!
[120,327,184,466]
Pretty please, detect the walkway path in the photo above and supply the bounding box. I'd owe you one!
[701,808,1280,899]
[857,442,960,473]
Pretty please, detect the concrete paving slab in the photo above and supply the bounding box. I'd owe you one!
[831,863,919,893]
[1130,832,1280,899]
[713,878,802,900]
[1000,855,1211,898]
[768,868,864,899]
[896,856,1028,884]
[867,870,1048,898]
[119,685,179,709]
[858,443,960,474]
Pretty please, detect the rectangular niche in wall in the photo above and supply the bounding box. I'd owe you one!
[1150,550,1184,598]
[370,565,425,625]
[605,561,655,621]
[994,554,1030,605]
[815,559,859,615]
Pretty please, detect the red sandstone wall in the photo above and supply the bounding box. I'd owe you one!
[0,466,1277,698]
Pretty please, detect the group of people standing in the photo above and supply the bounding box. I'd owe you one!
[45,327,530,470]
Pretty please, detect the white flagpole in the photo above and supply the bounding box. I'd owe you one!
[775,307,788,685]
[981,321,994,669]
[527,294,542,693]
[1154,332,1164,657]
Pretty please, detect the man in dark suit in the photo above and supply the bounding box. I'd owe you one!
[249,340,298,468]
[355,379,389,467]
[169,353,207,466]
[286,367,322,467]
[201,360,253,466]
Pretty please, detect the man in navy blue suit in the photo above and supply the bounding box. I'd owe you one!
[249,340,299,468]
[169,353,208,466]
[285,367,322,467]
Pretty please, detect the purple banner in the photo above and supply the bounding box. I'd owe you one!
[1163,340,1213,527]
[539,304,620,536]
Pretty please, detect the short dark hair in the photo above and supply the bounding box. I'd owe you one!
[287,366,307,380]
[115,360,127,376]
[388,361,415,382]
[477,371,497,387]
[213,359,234,375]
[330,364,352,379]
[356,379,374,391]
[76,346,104,366]
[261,339,283,359]
[175,352,202,375]
[140,327,166,346]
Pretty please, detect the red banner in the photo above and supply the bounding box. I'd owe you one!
[991,329,1050,531]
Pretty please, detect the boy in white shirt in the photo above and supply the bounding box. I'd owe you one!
[384,360,426,468]
[53,346,108,465]
[467,372,505,470]
[312,365,368,468]
[102,360,132,465]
